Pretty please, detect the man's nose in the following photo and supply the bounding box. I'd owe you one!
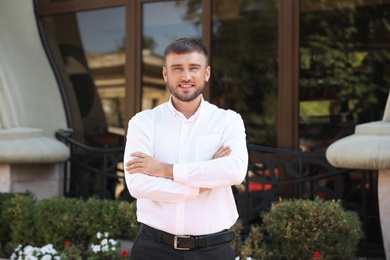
[182,69,191,80]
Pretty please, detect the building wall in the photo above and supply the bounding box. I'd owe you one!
[0,1,69,199]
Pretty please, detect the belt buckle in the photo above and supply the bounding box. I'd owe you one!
[174,235,191,250]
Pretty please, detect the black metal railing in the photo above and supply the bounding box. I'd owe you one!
[55,130,385,258]
[236,143,384,258]
[55,129,132,201]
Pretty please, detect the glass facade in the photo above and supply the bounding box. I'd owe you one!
[141,0,202,110]
[41,7,126,145]
[36,0,389,149]
[299,0,390,151]
[210,0,279,146]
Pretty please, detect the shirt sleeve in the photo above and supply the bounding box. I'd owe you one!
[173,112,248,188]
[124,112,199,203]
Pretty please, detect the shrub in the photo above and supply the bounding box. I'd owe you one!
[229,221,243,256]
[34,197,86,249]
[261,197,364,260]
[0,192,34,257]
[0,194,138,259]
[239,225,272,260]
[0,192,16,242]
[115,200,139,239]
[2,194,38,246]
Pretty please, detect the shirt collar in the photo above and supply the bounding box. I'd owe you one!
[167,95,205,120]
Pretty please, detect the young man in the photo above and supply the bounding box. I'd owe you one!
[124,38,248,259]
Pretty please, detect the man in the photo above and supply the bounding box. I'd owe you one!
[124,38,248,259]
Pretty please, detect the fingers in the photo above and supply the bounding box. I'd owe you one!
[199,187,211,193]
[131,152,147,158]
[126,160,143,173]
[213,146,231,159]
[125,152,147,167]
[126,154,146,173]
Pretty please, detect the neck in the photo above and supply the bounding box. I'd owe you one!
[172,95,202,119]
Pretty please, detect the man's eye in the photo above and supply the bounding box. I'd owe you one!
[174,68,182,72]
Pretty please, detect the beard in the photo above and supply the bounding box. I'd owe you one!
[167,80,205,102]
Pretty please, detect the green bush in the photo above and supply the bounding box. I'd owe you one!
[0,192,15,241]
[239,225,272,260]
[2,193,38,246]
[34,197,87,249]
[115,200,139,239]
[261,197,364,260]
[1,193,38,257]
[0,192,35,257]
[0,194,138,258]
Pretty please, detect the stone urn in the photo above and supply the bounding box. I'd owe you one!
[326,92,390,259]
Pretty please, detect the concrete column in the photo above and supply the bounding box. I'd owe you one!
[326,91,390,260]
[378,169,390,257]
[0,164,11,192]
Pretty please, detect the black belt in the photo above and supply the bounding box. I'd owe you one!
[139,223,235,250]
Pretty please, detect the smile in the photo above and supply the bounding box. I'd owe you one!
[178,83,194,88]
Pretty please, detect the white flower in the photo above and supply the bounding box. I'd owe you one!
[10,252,17,260]
[96,231,102,239]
[109,239,117,245]
[104,232,109,238]
[15,244,22,252]
[101,244,109,252]
[23,245,34,254]
[41,254,52,260]
[11,244,61,260]
[92,244,101,253]
[41,244,57,255]
[101,238,108,246]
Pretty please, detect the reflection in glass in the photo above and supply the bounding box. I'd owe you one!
[210,0,279,146]
[76,7,126,135]
[40,6,126,200]
[42,7,126,145]
[141,0,202,110]
[299,1,390,151]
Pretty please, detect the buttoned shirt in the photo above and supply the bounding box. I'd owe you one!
[124,96,248,236]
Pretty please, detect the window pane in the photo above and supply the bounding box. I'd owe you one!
[76,7,126,135]
[210,0,279,146]
[41,7,126,145]
[141,0,202,110]
[299,1,390,151]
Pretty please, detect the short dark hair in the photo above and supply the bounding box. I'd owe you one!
[164,38,208,61]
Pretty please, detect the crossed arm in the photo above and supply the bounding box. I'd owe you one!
[126,145,231,179]
[125,145,232,193]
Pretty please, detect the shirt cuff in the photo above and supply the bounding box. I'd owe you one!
[173,163,188,184]
[174,164,199,198]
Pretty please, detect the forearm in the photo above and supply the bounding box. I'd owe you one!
[125,172,199,203]
[173,152,248,188]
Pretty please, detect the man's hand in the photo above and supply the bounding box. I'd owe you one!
[126,146,231,191]
[126,152,173,179]
[213,146,231,159]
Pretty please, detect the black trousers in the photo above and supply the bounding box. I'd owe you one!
[130,232,236,260]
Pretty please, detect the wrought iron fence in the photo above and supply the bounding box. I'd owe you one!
[237,143,384,258]
[55,130,385,258]
[55,129,132,201]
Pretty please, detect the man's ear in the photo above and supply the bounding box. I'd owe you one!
[205,66,211,82]
[162,66,168,82]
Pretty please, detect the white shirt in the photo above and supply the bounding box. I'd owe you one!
[124,96,248,235]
